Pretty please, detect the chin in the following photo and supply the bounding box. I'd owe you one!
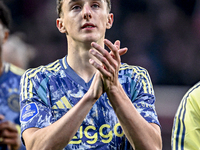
[83,33,102,42]
[83,37,98,43]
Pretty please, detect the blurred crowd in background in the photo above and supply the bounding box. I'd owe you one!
[3,0,200,149]
[3,0,200,86]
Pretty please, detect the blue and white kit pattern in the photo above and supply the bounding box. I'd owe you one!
[0,63,25,150]
[20,56,160,150]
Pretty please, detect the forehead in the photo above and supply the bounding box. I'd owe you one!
[64,0,105,5]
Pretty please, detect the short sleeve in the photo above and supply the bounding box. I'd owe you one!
[20,68,54,135]
[130,67,160,126]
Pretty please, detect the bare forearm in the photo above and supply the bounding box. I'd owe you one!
[23,92,96,150]
[106,86,162,150]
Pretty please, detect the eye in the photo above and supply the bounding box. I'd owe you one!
[72,5,81,10]
[91,3,100,9]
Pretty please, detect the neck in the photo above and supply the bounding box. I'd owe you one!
[0,50,3,76]
[66,38,104,83]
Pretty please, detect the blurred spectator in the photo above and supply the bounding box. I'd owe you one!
[0,1,26,150]
[2,32,36,70]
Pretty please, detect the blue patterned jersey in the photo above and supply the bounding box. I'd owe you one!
[20,56,160,150]
[0,63,25,150]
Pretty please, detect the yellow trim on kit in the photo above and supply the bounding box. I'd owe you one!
[61,96,72,109]
[62,57,67,69]
[16,124,21,135]
[10,64,25,75]
[56,101,65,109]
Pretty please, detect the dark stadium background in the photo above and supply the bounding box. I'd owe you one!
[4,0,199,149]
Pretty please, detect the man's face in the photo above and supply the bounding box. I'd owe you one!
[58,0,113,43]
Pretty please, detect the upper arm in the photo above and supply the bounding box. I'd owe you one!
[22,127,40,149]
[150,123,161,134]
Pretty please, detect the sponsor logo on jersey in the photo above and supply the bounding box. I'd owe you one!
[8,94,20,112]
[20,103,38,122]
[69,123,124,145]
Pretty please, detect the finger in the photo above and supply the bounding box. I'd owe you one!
[91,42,116,70]
[0,121,18,133]
[114,40,120,49]
[104,39,120,63]
[0,115,5,120]
[89,59,111,78]
[118,48,128,56]
[89,49,114,74]
[2,136,20,146]
[91,42,113,61]
[0,129,19,139]
[113,40,128,56]
[0,129,19,146]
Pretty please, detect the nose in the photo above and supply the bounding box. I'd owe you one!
[82,4,92,20]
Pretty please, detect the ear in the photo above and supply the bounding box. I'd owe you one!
[3,30,9,44]
[56,18,67,34]
[106,13,114,29]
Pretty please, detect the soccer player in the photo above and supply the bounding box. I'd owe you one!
[171,81,200,149]
[0,1,25,150]
[20,0,162,149]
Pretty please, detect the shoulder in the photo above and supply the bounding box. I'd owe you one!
[119,63,154,93]
[119,63,150,78]
[183,81,200,102]
[120,63,148,73]
[23,59,62,78]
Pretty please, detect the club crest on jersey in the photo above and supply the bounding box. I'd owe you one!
[8,94,20,112]
[21,103,38,122]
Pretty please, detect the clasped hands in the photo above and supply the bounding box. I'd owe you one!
[89,39,127,100]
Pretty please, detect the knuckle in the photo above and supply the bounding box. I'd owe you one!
[101,57,107,64]
[102,50,109,57]
[113,61,118,69]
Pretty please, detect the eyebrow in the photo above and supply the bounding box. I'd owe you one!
[68,0,79,4]
[68,0,103,4]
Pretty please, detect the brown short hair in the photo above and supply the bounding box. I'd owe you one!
[0,1,11,30]
[56,0,111,17]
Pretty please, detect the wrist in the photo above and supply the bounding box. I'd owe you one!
[85,89,100,104]
[104,81,122,94]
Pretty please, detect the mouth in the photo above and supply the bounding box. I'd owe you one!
[81,23,96,29]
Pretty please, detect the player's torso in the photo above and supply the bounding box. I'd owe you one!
[21,58,138,150]
[0,68,21,124]
[0,66,24,150]
[47,72,130,150]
